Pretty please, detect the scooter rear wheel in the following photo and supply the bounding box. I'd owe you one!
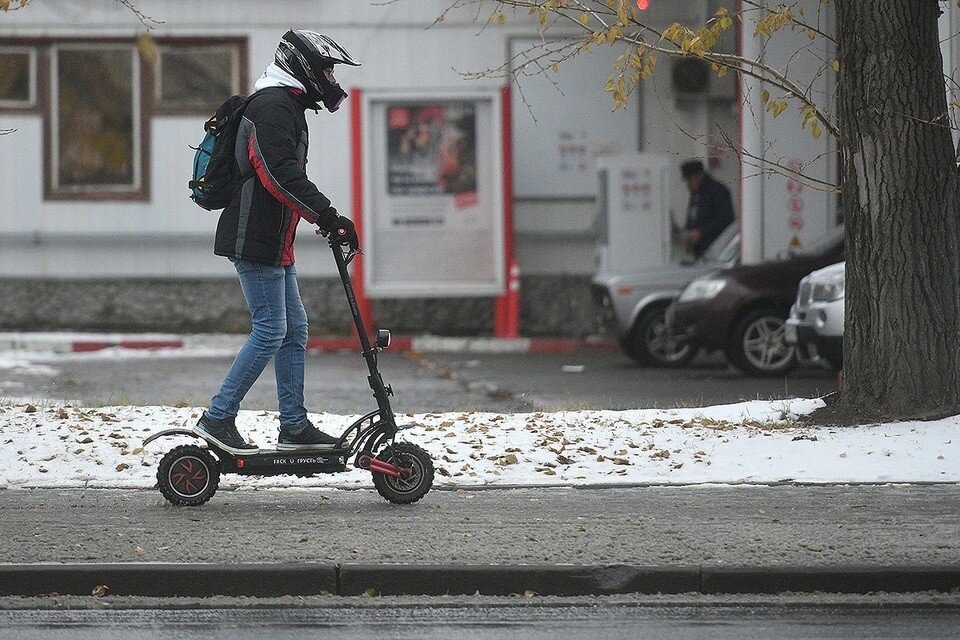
[372,442,434,504]
[157,444,220,507]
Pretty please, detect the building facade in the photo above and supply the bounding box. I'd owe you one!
[4,1,943,335]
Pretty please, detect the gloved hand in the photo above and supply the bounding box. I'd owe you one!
[328,214,358,249]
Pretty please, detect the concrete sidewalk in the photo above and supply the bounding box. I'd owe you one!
[0,485,957,595]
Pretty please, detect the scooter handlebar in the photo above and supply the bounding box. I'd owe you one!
[317,227,360,248]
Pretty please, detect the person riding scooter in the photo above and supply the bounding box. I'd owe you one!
[196,30,360,455]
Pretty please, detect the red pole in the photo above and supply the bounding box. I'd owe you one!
[350,87,376,337]
[494,85,519,339]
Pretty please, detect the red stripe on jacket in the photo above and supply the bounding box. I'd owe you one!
[248,131,308,265]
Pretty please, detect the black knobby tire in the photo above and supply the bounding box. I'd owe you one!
[157,445,220,507]
[620,303,695,367]
[726,306,797,377]
[372,442,434,505]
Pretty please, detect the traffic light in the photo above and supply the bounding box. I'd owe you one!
[637,0,650,10]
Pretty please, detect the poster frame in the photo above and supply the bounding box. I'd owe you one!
[359,87,506,298]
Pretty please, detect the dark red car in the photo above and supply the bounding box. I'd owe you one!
[668,231,844,376]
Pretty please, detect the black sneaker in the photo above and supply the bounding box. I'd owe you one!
[194,414,259,455]
[278,420,340,450]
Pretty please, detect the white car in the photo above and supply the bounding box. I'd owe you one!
[786,262,844,369]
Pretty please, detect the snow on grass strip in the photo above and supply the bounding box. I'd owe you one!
[0,399,956,490]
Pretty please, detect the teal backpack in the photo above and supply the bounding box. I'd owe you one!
[189,95,250,210]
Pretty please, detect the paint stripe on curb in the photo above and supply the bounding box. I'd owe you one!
[529,338,620,355]
[72,340,184,353]
[0,565,956,598]
[0,333,616,355]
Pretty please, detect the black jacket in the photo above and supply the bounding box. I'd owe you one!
[685,174,736,257]
[215,86,338,266]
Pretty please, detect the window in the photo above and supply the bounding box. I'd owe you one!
[0,47,35,107]
[51,44,141,195]
[157,43,240,113]
[0,35,247,200]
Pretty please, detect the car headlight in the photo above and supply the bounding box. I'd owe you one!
[812,271,845,302]
[679,278,728,302]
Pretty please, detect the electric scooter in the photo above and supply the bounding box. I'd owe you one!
[144,233,434,507]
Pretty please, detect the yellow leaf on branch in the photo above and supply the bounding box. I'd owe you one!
[137,33,159,66]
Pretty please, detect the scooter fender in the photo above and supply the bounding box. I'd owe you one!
[142,428,207,447]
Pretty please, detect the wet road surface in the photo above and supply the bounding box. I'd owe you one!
[2,601,958,639]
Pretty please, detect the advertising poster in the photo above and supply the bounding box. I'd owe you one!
[364,92,504,298]
[386,102,478,198]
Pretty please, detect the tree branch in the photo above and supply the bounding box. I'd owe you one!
[472,0,839,138]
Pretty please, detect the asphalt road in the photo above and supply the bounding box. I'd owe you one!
[2,601,959,639]
[2,485,956,566]
[419,351,839,411]
[2,349,837,414]
[4,352,528,414]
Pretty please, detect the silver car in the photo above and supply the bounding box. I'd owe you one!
[786,262,845,370]
[592,225,740,366]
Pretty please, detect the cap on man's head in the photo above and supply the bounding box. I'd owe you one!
[680,160,705,179]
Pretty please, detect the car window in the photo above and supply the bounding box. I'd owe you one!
[700,223,738,263]
[794,227,845,257]
[717,233,741,264]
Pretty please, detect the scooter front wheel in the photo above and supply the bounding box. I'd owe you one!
[372,442,434,504]
[157,445,220,507]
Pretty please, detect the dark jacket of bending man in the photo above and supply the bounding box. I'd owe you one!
[680,160,736,258]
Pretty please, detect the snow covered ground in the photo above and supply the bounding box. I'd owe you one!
[0,398,956,490]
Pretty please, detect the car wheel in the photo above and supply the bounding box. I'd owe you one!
[621,304,696,367]
[726,307,797,376]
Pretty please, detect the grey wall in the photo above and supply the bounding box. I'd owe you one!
[0,276,596,338]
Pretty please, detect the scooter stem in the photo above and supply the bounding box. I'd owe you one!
[329,239,396,427]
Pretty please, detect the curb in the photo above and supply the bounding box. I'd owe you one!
[0,564,336,598]
[1,564,957,598]
[0,332,617,356]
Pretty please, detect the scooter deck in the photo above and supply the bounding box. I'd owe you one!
[221,448,349,477]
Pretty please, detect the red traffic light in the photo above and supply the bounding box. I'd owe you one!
[637,0,650,10]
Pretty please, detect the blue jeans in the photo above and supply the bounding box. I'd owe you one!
[207,259,309,429]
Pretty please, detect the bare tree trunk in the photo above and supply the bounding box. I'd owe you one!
[835,0,960,420]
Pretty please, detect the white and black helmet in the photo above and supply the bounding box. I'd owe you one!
[275,30,360,112]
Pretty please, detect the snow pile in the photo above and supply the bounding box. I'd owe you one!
[0,399,956,490]
[0,353,58,377]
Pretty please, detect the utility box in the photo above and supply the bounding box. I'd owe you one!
[595,153,673,277]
